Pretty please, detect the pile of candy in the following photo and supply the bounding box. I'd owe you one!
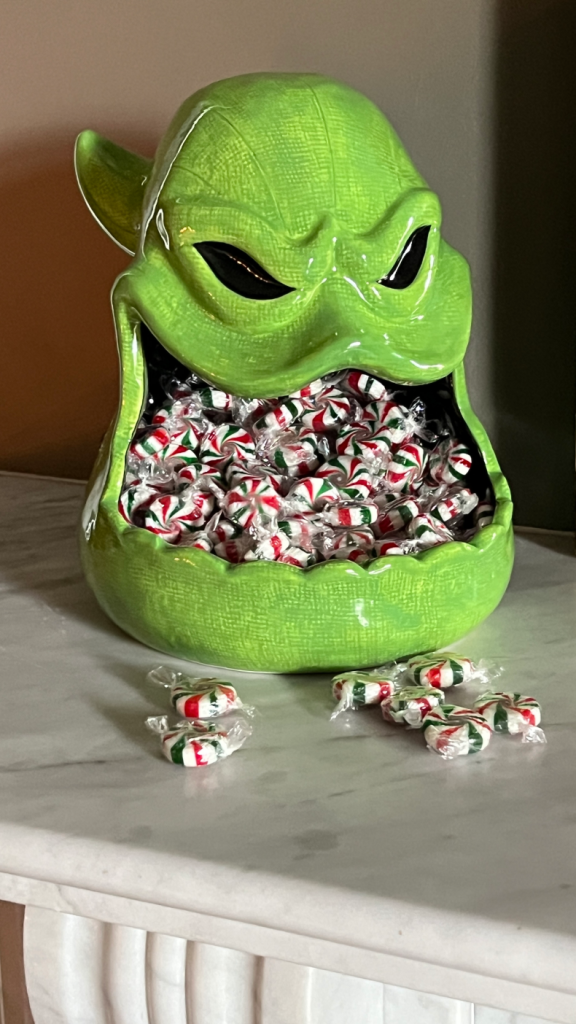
[145,666,253,767]
[120,368,494,566]
[331,651,545,759]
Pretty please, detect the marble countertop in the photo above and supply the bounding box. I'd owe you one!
[1,473,575,1018]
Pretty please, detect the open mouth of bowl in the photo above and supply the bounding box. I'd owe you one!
[117,322,494,567]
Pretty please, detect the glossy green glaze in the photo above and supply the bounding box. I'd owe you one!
[76,72,513,672]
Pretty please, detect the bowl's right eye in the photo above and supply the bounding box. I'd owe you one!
[378,225,431,290]
[194,241,295,300]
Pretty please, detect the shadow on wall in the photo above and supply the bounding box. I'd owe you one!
[0,133,154,481]
[492,0,576,530]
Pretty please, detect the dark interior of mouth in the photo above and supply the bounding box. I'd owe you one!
[119,322,494,561]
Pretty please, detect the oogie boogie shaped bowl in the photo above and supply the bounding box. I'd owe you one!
[75,72,513,672]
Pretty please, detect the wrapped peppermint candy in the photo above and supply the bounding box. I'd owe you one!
[381,685,445,727]
[406,652,494,689]
[254,398,305,433]
[206,510,243,544]
[376,497,420,536]
[130,425,171,460]
[428,439,472,486]
[289,378,325,406]
[200,424,256,464]
[373,537,415,556]
[147,666,243,719]
[300,387,354,431]
[118,482,158,523]
[422,705,492,758]
[146,715,252,767]
[197,384,234,411]
[277,513,328,550]
[324,501,379,528]
[323,527,375,563]
[385,443,427,493]
[407,513,453,549]
[258,428,324,477]
[214,536,255,562]
[317,455,375,500]
[331,668,400,718]
[178,530,213,552]
[342,370,391,402]
[430,487,478,525]
[287,476,341,512]
[223,475,284,528]
[278,545,319,567]
[474,692,545,742]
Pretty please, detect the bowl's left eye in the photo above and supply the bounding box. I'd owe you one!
[194,241,295,300]
[378,225,431,290]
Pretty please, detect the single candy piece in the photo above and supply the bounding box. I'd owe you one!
[317,455,375,500]
[197,385,234,411]
[331,670,398,717]
[278,545,318,567]
[267,429,320,476]
[147,716,251,767]
[362,399,409,444]
[288,476,341,511]
[329,527,375,555]
[423,705,492,758]
[376,498,420,536]
[130,426,171,459]
[430,488,478,525]
[171,678,241,718]
[300,387,353,431]
[474,692,543,739]
[342,370,389,402]
[254,398,305,432]
[224,477,284,528]
[277,514,326,549]
[408,512,452,549]
[324,501,378,528]
[140,494,185,542]
[118,483,158,523]
[382,685,445,727]
[289,378,325,406]
[385,442,426,492]
[200,424,256,464]
[244,531,291,561]
[206,510,243,544]
[407,652,476,688]
[428,439,473,486]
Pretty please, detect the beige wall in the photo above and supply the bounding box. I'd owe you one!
[1,0,573,526]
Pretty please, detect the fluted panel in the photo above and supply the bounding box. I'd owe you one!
[24,907,109,1024]
[102,922,149,1024]
[257,958,313,1024]
[145,931,187,1024]
[186,942,257,1024]
[310,966,384,1024]
[383,983,474,1024]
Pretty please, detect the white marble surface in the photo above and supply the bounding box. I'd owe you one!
[0,474,575,1022]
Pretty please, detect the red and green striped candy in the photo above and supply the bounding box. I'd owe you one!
[408,513,452,549]
[300,387,353,431]
[381,685,445,727]
[474,692,541,734]
[278,545,318,567]
[376,497,420,536]
[130,426,170,460]
[430,487,478,525]
[200,424,256,463]
[224,477,283,528]
[244,531,291,561]
[118,483,157,523]
[254,398,305,432]
[342,370,388,402]
[428,440,472,486]
[423,705,492,757]
[171,678,240,718]
[362,399,409,444]
[324,501,378,527]
[332,670,398,714]
[385,443,426,492]
[161,724,233,766]
[197,385,234,411]
[408,652,475,688]
[288,476,340,511]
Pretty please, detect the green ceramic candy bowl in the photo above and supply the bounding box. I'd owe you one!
[76,73,513,673]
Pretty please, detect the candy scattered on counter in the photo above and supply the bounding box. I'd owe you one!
[330,650,545,760]
[422,705,493,758]
[146,666,254,767]
[146,715,251,766]
[120,368,492,565]
[474,692,546,743]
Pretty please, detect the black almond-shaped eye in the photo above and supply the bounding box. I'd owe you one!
[194,241,295,300]
[379,225,431,290]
